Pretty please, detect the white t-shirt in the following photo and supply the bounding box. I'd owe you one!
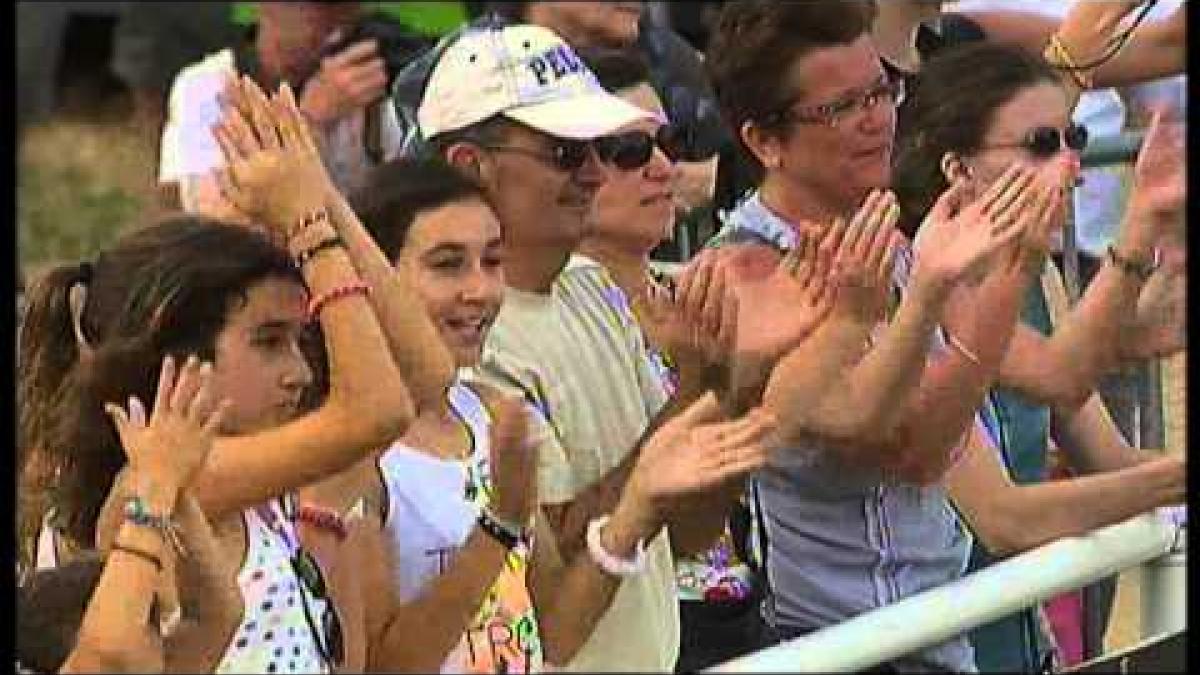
[378,383,544,673]
[468,255,680,672]
[158,48,404,210]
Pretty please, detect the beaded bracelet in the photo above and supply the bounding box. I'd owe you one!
[123,496,187,557]
[306,281,371,322]
[296,503,349,541]
[288,206,334,241]
[294,236,345,269]
[586,514,647,578]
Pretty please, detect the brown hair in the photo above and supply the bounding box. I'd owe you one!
[892,41,1060,236]
[18,217,302,553]
[705,0,877,181]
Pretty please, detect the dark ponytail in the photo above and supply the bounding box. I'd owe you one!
[17,262,95,561]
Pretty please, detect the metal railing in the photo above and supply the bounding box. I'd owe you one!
[708,511,1186,673]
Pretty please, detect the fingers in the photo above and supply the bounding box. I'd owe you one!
[201,399,232,437]
[277,82,321,156]
[677,250,716,325]
[325,39,380,68]
[186,362,218,423]
[864,193,900,274]
[700,260,730,334]
[170,355,204,416]
[104,402,131,438]
[152,354,177,421]
[877,230,903,288]
[981,164,1035,219]
[242,75,282,151]
[671,393,724,430]
[840,190,881,258]
[927,178,970,224]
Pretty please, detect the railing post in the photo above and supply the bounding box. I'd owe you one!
[1140,531,1187,639]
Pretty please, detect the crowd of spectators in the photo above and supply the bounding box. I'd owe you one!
[17,1,1186,673]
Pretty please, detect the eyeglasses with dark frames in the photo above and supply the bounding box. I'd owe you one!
[980,124,1089,159]
[768,76,906,129]
[479,137,596,172]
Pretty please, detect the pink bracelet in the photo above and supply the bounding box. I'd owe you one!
[295,503,349,541]
[306,281,370,322]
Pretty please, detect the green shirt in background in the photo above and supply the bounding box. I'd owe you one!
[231,2,468,36]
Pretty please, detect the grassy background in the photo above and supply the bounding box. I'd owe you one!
[18,112,170,283]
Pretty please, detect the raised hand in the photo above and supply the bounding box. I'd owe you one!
[911,164,1054,294]
[104,355,230,495]
[824,190,905,324]
[485,396,538,528]
[730,233,838,366]
[1126,107,1185,241]
[300,39,389,126]
[628,395,776,505]
[635,250,738,371]
[212,76,334,239]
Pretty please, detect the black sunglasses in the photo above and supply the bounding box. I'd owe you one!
[481,125,685,173]
[593,126,686,171]
[481,137,596,172]
[984,124,1089,158]
[292,547,346,668]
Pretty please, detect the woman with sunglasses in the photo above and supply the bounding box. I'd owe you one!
[19,77,434,674]
[892,41,1186,672]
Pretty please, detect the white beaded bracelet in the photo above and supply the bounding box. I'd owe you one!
[586,514,647,578]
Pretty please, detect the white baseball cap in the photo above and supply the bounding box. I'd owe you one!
[417,23,653,141]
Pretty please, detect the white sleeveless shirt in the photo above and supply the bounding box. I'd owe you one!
[378,383,544,673]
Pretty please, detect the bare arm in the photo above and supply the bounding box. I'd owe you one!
[530,396,774,664]
[325,188,456,411]
[194,78,414,518]
[960,5,1185,92]
[768,171,1046,481]
[1050,392,1161,475]
[998,111,1183,406]
[372,528,512,671]
[946,421,1185,557]
[162,491,243,674]
[61,485,173,674]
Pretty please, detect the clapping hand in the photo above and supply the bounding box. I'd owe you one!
[629,395,776,508]
[633,250,738,379]
[1126,106,1185,242]
[911,163,1057,295]
[823,190,906,324]
[486,396,538,528]
[213,76,334,242]
[729,233,838,366]
[104,355,230,497]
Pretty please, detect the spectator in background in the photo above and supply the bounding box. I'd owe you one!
[891,40,1187,673]
[159,1,412,217]
[482,1,729,256]
[575,46,776,672]
[111,2,239,140]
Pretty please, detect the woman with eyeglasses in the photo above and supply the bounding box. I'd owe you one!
[18,79,431,674]
[892,40,1186,672]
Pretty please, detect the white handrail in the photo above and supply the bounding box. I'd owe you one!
[707,512,1184,673]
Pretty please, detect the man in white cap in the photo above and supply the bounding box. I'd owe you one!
[418,20,751,671]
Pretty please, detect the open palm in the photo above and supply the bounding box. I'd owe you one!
[631,394,776,501]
